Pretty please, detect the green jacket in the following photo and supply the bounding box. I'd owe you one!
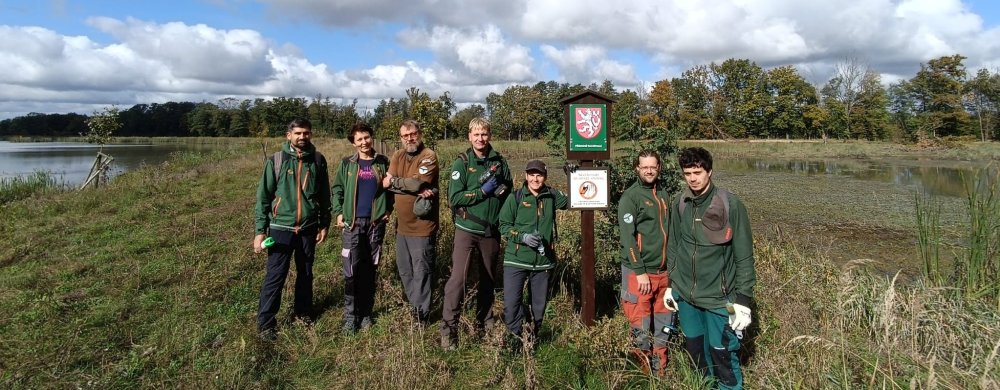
[447,146,512,235]
[331,152,392,226]
[666,183,756,309]
[618,180,672,275]
[499,185,569,270]
[255,141,331,234]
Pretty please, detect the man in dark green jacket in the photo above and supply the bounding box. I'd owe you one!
[253,118,331,339]
[664,147,756,390]
[498,160,568,351]
[331,123,392,334]
[442,117,512,349]
[618,150,673,376]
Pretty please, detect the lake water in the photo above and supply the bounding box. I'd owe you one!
[716,157,997,198]
[0,141,218,186]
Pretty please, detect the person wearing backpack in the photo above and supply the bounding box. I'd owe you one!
[253,118,331,340]
[498,160,568,353]
[441,117,512,350]
[664,147,756,390]
[618,150,673,376]
[331,123,392,334]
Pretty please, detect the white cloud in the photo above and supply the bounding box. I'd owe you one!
[398,25,536,84]
[540,45,637,85]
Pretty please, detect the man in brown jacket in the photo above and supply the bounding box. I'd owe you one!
[383,119,439,324]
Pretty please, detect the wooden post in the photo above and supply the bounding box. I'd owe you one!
[580,159,596,326]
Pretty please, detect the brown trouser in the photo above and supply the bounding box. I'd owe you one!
[441,229,500,336]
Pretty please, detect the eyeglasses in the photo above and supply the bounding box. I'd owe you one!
[400,132,420,140]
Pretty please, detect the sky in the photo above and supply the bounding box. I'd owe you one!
[1,0,999,119]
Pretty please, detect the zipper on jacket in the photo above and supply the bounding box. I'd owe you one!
[273,196,282,217]
[294,150,304,233]
[654,187,669,270]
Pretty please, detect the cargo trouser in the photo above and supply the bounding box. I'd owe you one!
[342,217,385,328]
[674,291,744,390]
[441,229,500,339]
[257,229,316,333]
[395,233,436,322]
[621,266,671,374]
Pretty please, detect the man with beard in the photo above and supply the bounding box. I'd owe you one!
[253,118,331,340]
[384,119,439,325]
[618,149,673,375]
[331,123,392,334]
[441,117,512,350]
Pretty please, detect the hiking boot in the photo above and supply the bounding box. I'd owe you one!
[258,328,277,342]
[343,318,359,335]
[441,331,458,351]
[359,316,374,331]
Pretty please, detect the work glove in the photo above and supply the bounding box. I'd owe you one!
[662,288,679,311]
[727,303,752,332]
[562,164,579,175]
[520,232,541,248]
[481,177,499,195]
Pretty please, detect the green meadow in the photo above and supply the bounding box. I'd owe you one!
[1,139,997,389]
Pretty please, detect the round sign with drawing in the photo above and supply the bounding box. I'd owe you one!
[568,168,609,210]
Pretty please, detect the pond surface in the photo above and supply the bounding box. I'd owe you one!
[0,141,218,186]
[716,157,997,198]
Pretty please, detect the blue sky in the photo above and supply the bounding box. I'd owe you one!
[1,0,999,118]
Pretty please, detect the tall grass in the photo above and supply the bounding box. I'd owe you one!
[963,173,1000,309]
[1,140,999,388]
[0,171,60,204]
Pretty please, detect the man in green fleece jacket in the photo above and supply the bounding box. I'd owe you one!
[618,150,673,376]
[498,160,568,352]
[441,117,512,349]
[331,123,392,334]
[253,118,331,339]
[664,147,756,390]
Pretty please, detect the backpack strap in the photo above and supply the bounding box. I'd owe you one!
[271,150,325,180]
[678,187,730,215]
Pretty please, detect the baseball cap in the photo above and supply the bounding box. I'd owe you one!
[525,160,547,174]
[701,193,732,244]
[413,196,433,217]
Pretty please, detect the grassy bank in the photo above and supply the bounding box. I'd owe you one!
[682,139,1000,161]
[1,139,997,388]
[0,171,62,204]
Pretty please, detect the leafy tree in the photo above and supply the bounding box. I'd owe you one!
[909,54,970,137]
[450,104,486,136]
[85,106,121,151]
[965,68,1000,141]
[710,58,769,138]
[766,66,817,138]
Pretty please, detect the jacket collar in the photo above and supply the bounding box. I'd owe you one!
[682,182,716,207]
[283,141,315,158]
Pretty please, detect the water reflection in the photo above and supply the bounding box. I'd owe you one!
[0,141,217,186]
[718,158,997,197]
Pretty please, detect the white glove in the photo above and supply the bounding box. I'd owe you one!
[728,303,752,332]
[662,288,679,311]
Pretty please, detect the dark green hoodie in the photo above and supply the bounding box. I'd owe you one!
[666,183,756,309]
[447,146,512,235]
[254,141,331,234]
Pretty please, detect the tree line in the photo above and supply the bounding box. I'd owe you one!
[2,54,998,142]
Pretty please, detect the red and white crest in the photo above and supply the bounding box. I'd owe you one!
[574,107,602,139]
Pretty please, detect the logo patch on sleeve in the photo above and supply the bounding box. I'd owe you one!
[419,166,429,175]
[451,171,461,180]
[623,213,634,224]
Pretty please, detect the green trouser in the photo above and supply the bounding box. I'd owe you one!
[675,293,743,390]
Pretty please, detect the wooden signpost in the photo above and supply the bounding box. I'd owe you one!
[562,90,614,327]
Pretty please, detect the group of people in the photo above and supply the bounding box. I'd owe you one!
[251,117,756,389]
